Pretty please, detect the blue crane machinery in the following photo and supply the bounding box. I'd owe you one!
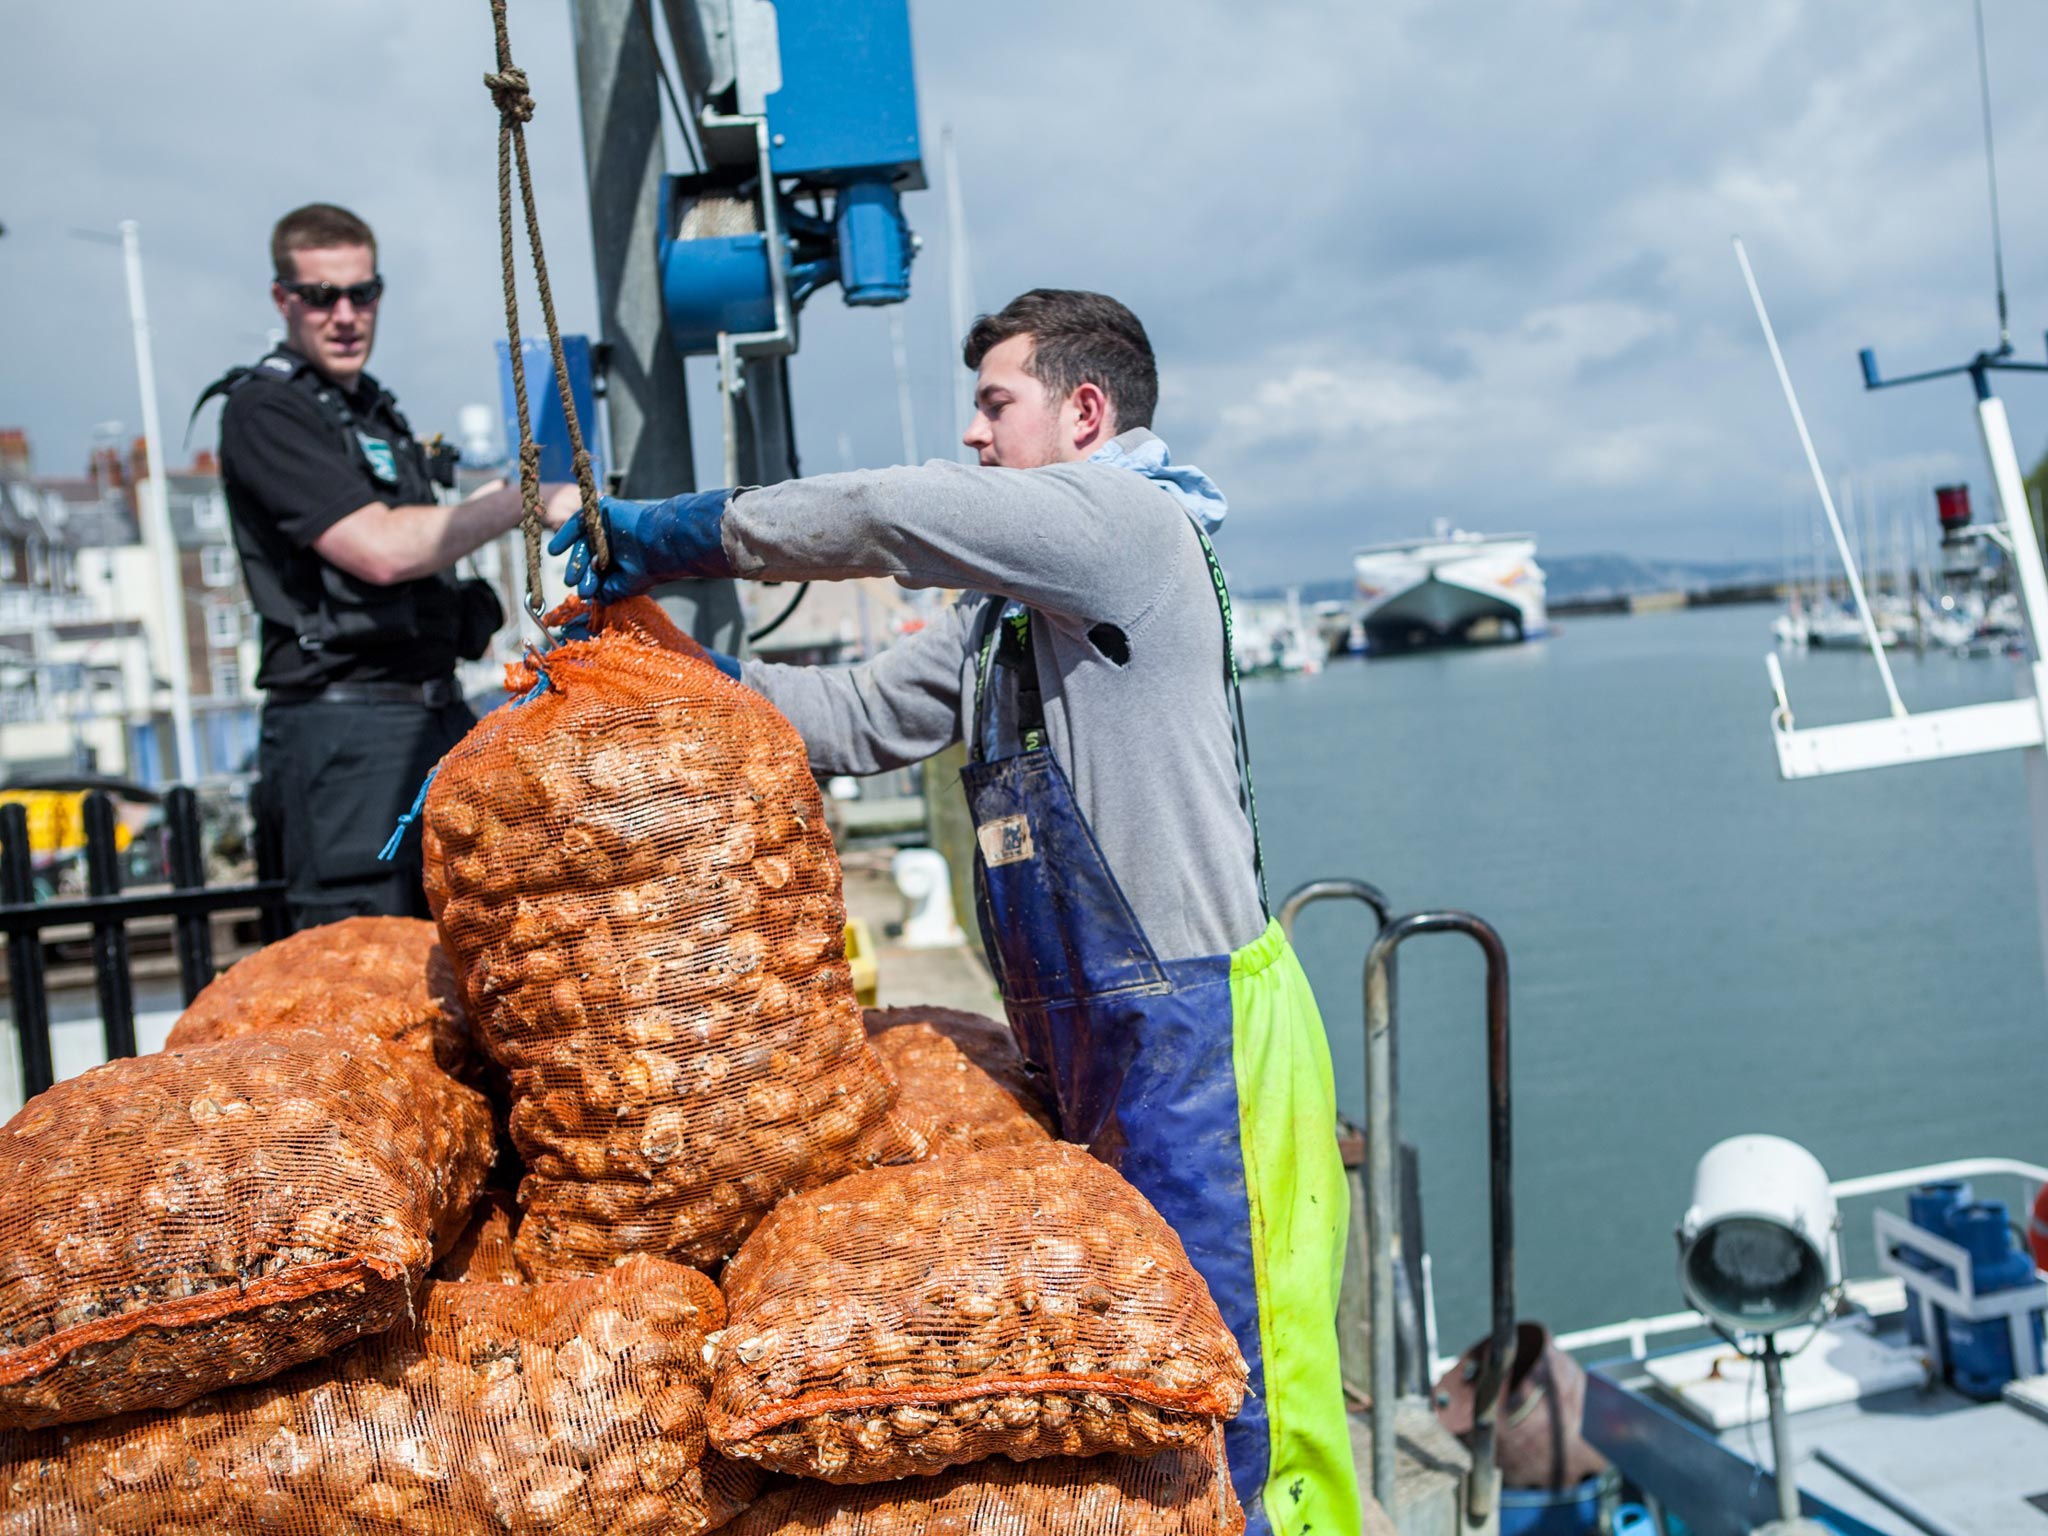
[560,0,927,647]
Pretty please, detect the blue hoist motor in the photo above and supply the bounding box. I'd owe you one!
[658,0,925,365]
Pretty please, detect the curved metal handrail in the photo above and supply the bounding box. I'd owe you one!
[1277,877,1393,939]
[1365,911,1514,1528]
[1279,878,1431,1405]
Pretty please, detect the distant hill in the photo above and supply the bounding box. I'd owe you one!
[1538,553,1782,601]
[1246,552,1780,605]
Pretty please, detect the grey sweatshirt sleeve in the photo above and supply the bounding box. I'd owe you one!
[719,457,1187,636]
[740,595,975,776]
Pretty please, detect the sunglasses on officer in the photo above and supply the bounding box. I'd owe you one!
[280,276,385,310]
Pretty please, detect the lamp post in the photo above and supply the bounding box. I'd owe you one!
[74,222,197,784]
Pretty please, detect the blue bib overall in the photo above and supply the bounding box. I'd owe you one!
[961,525,1362,1536]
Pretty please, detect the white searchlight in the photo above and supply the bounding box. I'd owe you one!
[1675,1135,1842,1536]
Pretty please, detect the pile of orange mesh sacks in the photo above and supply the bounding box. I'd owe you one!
[0,600,1251,1533]
[0,915,756,1534]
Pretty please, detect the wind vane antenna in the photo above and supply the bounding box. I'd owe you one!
[1973,0,2011,352]
[1733,237,1908,719]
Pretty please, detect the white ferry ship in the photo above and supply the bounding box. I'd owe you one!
[1352,523,1548,652]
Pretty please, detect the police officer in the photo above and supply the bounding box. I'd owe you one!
[200,202,576,929]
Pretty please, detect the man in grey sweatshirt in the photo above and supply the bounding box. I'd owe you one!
[552,290,1359,1536]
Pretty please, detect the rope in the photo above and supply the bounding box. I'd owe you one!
[486,0,608,621]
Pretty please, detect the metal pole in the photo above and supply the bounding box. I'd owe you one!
[889,306,919,466]
[82,792,137,1063]
[165,785,214,1004]
[0,805,54,1099]
[1735,238,1907,718]
[564,0,744,652]
[1278,879,1435,1394]
[1764,1337,1800,1526]
[121,220,198,782]
[1974,386,2048,1005]
[1367,910,1516,1528]
[1977,390,2048,657]
[565,0,693,497]
[942,124,976,462]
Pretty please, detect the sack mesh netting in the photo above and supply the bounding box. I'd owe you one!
[434,1191,525,1287]
[166,916,474,1081]
[0,1257,759,1535]
[164,937,496,1260]
[0,1032,469,1430]
[423,599,924,1278]
[863,1008,1054,1156]
[725,1438,1243,1535]
[710,1140,1246,1483]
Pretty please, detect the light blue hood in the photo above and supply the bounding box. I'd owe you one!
[1090,430,1228,534]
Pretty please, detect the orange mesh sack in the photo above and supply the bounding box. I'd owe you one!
[167,915,474,1080]
[435,1190,525,1285]
[709,1140,1248,1483]
[863,1007,1055,1155]
[0,1257,761,1535]
[0,1032,452,1430]
[422,597,923,1278]
[163,939,496,1257]
[725,1437,1244,1535]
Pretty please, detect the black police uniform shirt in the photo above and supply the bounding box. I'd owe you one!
[215,347,461,693]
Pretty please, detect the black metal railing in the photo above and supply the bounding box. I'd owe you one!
[0,788,288,1100]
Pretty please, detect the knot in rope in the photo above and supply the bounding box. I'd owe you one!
[484,66,535,124]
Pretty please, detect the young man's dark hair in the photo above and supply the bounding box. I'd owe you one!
[270,203,377,280]
[962,289,1158,431]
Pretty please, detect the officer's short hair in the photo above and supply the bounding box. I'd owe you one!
[271,204,377,281]
[963,290,1158,432]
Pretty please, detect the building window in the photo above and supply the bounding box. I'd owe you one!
[200,544,238,588]
[0,542,14,582]
[205,602,240,649]
[210,656,241,698]
[195,490,226,530]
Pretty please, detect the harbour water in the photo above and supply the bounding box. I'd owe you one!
[1252,603,2048,1354]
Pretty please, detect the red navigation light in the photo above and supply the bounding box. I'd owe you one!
[1935,484,1972,530]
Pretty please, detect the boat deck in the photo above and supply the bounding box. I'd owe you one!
[1586,1315,2048,1535]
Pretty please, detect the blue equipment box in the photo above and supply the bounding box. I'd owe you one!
[764,0,922,186]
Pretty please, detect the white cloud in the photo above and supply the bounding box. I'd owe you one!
[1553,424,1706,489]
[1220,362,1461,439]
[2,0,2045,592]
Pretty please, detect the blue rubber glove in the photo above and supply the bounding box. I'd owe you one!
[547,489,736,604]
[704,647,743,682]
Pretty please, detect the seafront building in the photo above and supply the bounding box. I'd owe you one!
[0,430,260,781]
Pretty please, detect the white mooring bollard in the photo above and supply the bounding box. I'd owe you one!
[891,847,966,949]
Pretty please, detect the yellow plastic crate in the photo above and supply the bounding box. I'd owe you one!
[843,919,879,1007]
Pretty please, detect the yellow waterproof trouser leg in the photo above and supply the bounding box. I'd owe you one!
[1231,921,1364,1536]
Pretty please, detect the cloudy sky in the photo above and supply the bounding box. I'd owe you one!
[4,0,2046,589]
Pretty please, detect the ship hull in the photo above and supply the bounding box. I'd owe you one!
[1353,535,1547,651]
